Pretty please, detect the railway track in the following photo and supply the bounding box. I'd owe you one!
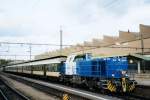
[2,72,150,100]
[0,77,30,100]
[1,72,117,100]
[125,85,150,100]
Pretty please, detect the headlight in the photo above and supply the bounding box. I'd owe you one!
[121,71,126,75]
[125,74,128,77]
[112,74,115,77]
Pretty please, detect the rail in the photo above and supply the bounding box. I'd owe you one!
[0,77,30,100]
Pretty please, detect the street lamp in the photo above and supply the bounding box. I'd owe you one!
[140,32,145,73]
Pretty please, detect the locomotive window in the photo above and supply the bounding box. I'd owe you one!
[74,55,85,62]
[69,57,72,62]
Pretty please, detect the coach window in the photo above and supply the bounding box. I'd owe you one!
[40,65,42,71]
[38,65,41,71]
[37,66,39,71]
[41,65,43,70]
[34,65,37,71]
[34,65,36,70]
[37,65,39,71]
[46,65,49,71]
[40,65,43,71]
[37,65,40,71]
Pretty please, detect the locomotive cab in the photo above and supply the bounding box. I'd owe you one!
[65,53,92,75]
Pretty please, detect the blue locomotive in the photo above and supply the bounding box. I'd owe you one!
[61,53,136,92]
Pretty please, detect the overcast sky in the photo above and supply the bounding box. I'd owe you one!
[0,0,150,60]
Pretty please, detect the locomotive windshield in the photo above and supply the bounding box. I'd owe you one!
[74,55,85,62]
[74,53,92,62]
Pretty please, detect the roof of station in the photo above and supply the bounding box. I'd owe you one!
[95,53,150,61]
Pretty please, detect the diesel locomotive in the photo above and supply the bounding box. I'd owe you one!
[4,53,137,93]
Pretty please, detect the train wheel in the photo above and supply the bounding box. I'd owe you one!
[100,89,106,94]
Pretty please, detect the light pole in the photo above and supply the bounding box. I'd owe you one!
[29,44,32,60]
[60,26,63,56]
[140,32,145,73]
[140,32,144,55]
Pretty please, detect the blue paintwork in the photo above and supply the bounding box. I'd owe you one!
[61,56,128,78]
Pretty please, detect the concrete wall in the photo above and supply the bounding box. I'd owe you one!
[119,31,138,42]
[140,24,150,38]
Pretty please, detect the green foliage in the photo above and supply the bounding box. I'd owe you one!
[0,59,11,65]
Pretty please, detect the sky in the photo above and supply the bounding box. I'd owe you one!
[0,0,150,60]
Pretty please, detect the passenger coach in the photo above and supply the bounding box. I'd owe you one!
[4,56,67,79]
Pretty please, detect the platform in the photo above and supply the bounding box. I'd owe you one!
[134,74,150,86]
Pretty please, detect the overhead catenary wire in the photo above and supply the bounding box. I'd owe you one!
[0,41,150,51]
[0,41,150,60]
[0,41,150,48]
